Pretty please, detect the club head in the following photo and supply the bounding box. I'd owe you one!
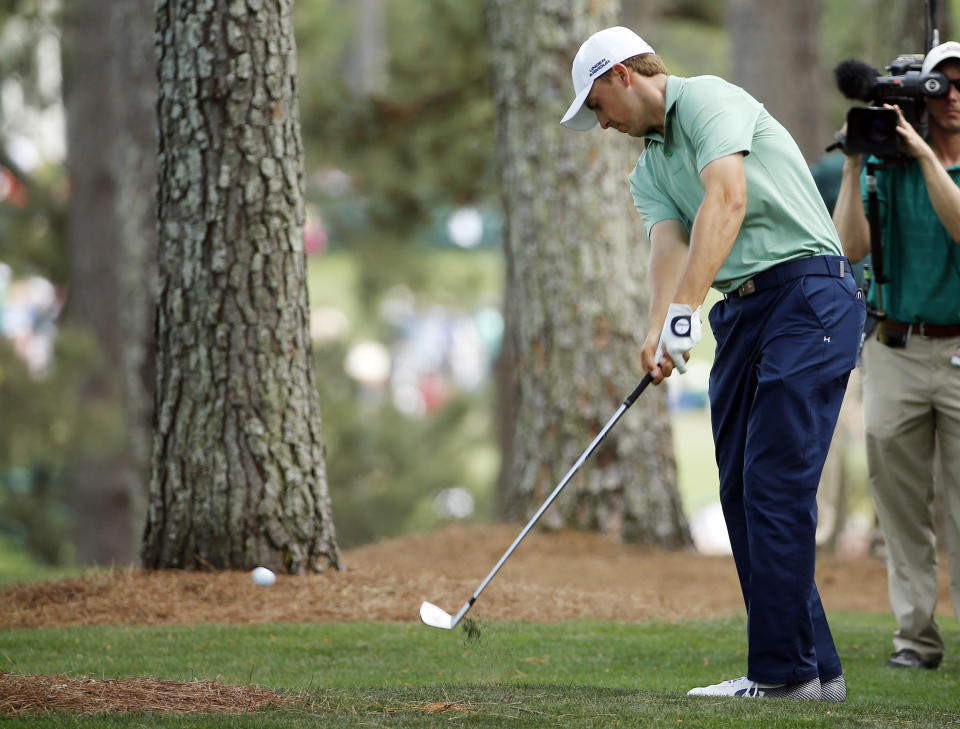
[419,601,455,629]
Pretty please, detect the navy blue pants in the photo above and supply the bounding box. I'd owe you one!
[708,262,864,685]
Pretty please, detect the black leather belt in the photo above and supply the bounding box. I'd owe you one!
[725,255,849,299]
[885,319,960,338]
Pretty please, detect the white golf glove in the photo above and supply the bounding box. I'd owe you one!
[654,303,702,375]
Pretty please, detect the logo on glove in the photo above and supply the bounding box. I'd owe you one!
[656,303,702,376]
[671,315,692,337]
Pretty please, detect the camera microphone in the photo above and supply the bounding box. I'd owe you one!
[834,58,881,101]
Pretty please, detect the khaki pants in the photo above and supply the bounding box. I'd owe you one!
[861,333,960,663]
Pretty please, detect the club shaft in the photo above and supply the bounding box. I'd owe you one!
[450,373,654,627]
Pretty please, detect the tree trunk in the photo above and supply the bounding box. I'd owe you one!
[487,0,691,548]
[350,0,387,97]
[728,0,823,162]
[63,0,156,566]
[143,0,342,572]
[111,0,159,554]
[872,0,926,64]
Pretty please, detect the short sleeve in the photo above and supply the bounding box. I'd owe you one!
[675,77,762,174]
[630,158,685,239]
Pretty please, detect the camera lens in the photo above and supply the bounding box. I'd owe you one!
[866,118,892,143]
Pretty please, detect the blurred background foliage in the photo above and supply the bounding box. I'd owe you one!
[308,250,503,547]
[0,326,122,568]
[2,0,959,572]
[0,0,68,282]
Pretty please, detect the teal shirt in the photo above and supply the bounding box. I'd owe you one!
[862,158,960,325]
[630,76,842,293]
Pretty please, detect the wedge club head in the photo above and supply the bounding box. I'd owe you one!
[417,374,654,631]
[419,601,455,630]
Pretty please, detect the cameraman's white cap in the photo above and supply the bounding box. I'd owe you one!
[922,40,960,75]
[560,27,654,131]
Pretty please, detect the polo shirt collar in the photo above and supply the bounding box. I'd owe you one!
[644,75,683,148]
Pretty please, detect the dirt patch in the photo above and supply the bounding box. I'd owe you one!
[0,672,291,715]
[1,523,909,630]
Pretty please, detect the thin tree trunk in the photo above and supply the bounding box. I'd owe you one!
[487,0,691,548]
[112,0,158,562]
[728,0,823,162]
[143,0,341,572]
[63,0,156,565]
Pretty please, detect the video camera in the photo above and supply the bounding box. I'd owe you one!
[828,0,947,347]
[832,54,950,158]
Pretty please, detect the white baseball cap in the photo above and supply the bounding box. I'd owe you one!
[922,40,960,75]
[560,26,654,131]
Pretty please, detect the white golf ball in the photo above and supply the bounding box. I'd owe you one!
[251,566,276,587]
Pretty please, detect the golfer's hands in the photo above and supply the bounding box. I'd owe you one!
[641,303,702,381]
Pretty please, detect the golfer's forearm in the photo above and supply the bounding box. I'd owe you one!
[670,154,747,306]
[832,159,870,262]
[675,190,744,307]
[647,227,689,330]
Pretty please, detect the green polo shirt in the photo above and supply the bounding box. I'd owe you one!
[630,75,842,293]
[862,157,960,324]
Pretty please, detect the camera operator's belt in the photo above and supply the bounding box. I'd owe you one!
[726,255,849,299]
[884,318,960,339]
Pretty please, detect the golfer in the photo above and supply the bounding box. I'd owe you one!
[561,27,864,701]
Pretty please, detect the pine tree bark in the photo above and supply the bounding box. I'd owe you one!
[143,0,341,572]
[487,0,691,547]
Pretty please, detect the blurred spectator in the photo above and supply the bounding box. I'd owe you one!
[0,266,61,376]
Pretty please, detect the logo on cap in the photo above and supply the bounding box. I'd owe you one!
[588,58,611,78]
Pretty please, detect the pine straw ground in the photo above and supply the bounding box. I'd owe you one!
[0,673,293,716]
[1,523,937,716]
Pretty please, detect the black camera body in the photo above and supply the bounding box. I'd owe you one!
[834,55,950,158]
[844,107,900,157]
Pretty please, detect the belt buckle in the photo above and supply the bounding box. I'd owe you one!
[737,279,756,297]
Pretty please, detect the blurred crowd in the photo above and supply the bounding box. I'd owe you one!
[316,284,504,419]
[0,262,61,376]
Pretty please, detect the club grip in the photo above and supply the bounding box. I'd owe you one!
[623,372,654,408]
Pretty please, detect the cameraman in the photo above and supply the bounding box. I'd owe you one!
[833,40,960,670]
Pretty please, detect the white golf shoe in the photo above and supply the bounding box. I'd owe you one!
[687,675,821,700]
[819,674,846,702]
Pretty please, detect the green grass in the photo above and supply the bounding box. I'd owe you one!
[3,615,960,726]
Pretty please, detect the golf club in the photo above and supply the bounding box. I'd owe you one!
[419,372,655,630]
